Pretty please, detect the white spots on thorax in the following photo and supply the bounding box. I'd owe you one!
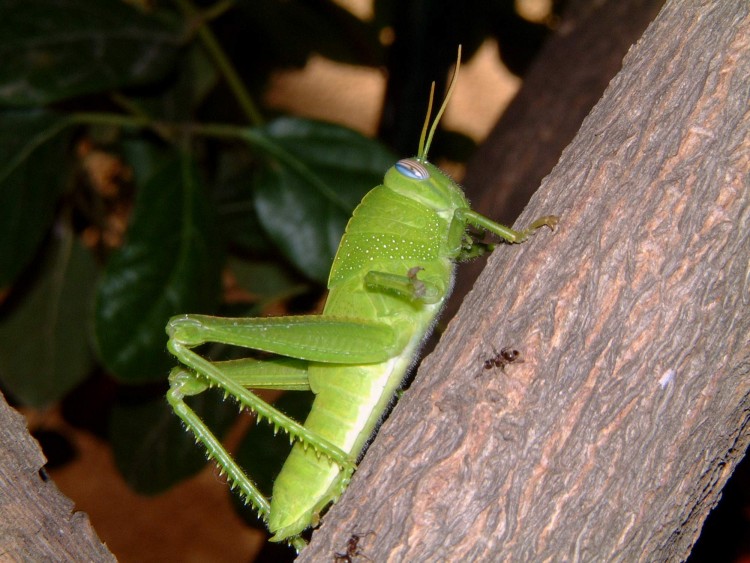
[342,233,429,262]
[330,230,437,283]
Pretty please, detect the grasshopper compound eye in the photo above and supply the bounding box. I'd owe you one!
[395,159,430,180]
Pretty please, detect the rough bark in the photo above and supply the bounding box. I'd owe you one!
[462,0,666,223]
[449,0,667,322]
[298,1,750,561]
[0,391,115,561]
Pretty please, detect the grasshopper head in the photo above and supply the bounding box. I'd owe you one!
[383,46,468,211]
[384,158,468,212]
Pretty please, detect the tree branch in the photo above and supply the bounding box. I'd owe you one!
[449,0,667,323]
[298,1,750,560]
[0,391,115,560]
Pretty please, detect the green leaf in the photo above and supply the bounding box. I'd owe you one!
[213,164,275,255]
[228,257,306,304]
[110,389,237,495]
[246,117,396,283]
[0,109,72,287]
[0,0,182,107]
[94,152,222,383]
[118,136,173,189]
[0,227,97,407]
[132,41,218,122]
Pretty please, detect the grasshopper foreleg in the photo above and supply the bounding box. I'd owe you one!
[364,268,442,303]
[457,209,558,244]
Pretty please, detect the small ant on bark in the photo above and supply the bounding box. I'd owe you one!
[483,347,523,371]
[333,531,374,562]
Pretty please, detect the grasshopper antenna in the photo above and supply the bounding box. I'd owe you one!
[417,45,462,162]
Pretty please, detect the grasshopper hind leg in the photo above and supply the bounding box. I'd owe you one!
[168,367,310,552]
[167,368,272,517]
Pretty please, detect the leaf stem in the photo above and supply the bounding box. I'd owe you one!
[68,112,152,130]
[68,112,352,220]
[174,0,264,127]
[67,113,242,148]
[108,92,174,141]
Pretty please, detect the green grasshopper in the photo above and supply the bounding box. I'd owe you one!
[166,49,557,551]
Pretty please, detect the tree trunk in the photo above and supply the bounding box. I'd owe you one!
[449,0,667,322]
[0,391,115,561]
[462,0,665,223]
[298,1,750,561]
